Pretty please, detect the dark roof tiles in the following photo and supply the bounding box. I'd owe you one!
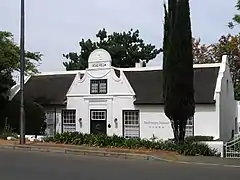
[124,67,219,104]
[13,74,76,105]
[12,66,220,106]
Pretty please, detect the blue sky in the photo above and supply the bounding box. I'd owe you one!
[0,0,239,72]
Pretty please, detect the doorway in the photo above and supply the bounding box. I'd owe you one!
[90,109,107,135]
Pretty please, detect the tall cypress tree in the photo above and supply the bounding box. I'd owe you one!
[163,0,195,144]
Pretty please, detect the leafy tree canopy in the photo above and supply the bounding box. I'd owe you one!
[192,34,240,99]
[63,28,162,70]
[228,0,240,28]
[0,31,42,112]
[0,31,42,74]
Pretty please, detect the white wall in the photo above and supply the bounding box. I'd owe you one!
[67,96,135,136]
[237,101,240,133]
[138,104,219,141]
[66,67,136,136]
[63,52,236,142]
[67,96,220,141]
[111,96,136,136]
[216,56,237,142]
[137,105,173,140]
[67,68,134,96]
[65,58,223,140]
[237,101,240,123]
[194,105,219,139]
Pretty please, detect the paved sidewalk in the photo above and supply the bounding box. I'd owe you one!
[1,139,240,167]
[175,155,240,166]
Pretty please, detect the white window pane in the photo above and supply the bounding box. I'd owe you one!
[91,79,107,94]
[62,110,76,133]
[99,82,106,93]
[91,83,98,93]
[184,116,194,137]
[91,110,106,120]
[124,111,139,138]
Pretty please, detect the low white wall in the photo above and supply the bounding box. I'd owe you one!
[201,141,224,158]
[17,135,46,141]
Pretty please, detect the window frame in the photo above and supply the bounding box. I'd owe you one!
[45,110,56,136]
[122,110,140,139]
[90,109,107,121]
[90,79,107,94]
[61,109,76,133]
[185,116,194,137]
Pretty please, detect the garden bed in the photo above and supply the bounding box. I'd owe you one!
[43,132,219,156]
[0,131,220,156]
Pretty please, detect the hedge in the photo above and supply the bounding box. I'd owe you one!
[184,136,214,142]
[0,125,18,140]
[0,101,46,135]
[44,132,219,156]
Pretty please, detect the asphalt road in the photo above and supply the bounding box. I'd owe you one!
[0,149,239,180]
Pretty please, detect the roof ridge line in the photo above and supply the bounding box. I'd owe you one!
[35,63,221,75]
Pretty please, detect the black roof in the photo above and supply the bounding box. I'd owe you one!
[13,74,76,105]
[124,67,220,105]
[12,67,220,106]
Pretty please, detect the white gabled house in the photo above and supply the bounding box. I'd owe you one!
[237,102,240,134]
[10,49,238,142]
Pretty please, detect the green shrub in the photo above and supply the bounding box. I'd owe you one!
[0,131,18,140]
[185,136,214,143]
[44,132,219,156]
[0,124,18,140]
[177,141,218,156]
[0,101,46,135]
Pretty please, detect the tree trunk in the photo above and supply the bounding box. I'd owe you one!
[171,119,179,144]
[179,120,187,144]
[171,119,187,144]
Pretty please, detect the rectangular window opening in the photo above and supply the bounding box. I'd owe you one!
[62,109,76,132]
[185,116,194,137]
[90,79,107,94]
[123,110,140,139]
[91,110,107,121]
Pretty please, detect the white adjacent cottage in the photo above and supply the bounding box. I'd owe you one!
[237,101,240,133]
[11,49,238,142]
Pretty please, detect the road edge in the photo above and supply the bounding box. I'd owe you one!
[1,144,240,168]
[0,144,171,162]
